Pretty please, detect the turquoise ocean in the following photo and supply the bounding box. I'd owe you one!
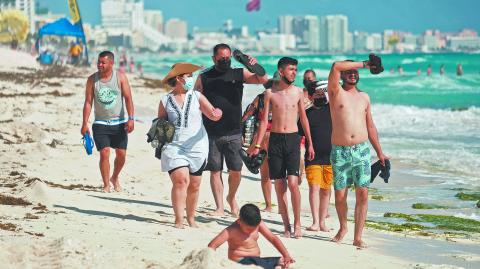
[136,53,480,223]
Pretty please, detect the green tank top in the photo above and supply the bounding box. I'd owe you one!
[93,71,125,122]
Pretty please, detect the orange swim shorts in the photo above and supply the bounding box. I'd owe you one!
[306,165,333,189]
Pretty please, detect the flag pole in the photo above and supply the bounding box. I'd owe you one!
[68,0,89,64]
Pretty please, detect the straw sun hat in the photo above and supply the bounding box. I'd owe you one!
[161,62,201,84]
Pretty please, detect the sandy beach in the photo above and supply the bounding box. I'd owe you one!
[1,48,479,269]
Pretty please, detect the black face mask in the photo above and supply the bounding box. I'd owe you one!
[282,76,294,85]
[303,79,310,88]
[215,58,231,72]
[313,98,328,107]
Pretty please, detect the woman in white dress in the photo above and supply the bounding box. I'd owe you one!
[159,63,222,228]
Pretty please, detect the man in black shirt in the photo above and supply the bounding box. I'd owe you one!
[195,43,268,216]
[298,80,333,232]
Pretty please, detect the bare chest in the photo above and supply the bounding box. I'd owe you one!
[332,92,368,115]
[270,91,299,113]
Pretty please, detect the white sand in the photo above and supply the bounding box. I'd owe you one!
[1,48,478,269]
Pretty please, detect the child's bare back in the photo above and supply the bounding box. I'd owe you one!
[226,221,261,261]
[208,204,294,268]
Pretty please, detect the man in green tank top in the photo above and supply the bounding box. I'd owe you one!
[81,51,135,193]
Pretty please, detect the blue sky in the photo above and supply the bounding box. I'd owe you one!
[39,0,480,34]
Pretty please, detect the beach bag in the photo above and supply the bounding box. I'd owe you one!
[146,118,175,159]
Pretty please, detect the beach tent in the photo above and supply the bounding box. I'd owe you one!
[37,17,88,64]
[38,18,85,39]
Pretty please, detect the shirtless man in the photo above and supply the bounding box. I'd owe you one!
[208,204,294,269]
[248,57,315,238]
[327,56,388,248]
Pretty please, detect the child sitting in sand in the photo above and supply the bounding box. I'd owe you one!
[208,204,294,269]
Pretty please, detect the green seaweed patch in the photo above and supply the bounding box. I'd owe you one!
[370,195,385,201]
[412,203,451,209]
[455,192,480,201]
[384,212,418,222]
[417,214,480,233]
[365,220,426,232]
[384,212,480,233]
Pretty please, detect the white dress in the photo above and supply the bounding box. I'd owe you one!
[160,90,209,173]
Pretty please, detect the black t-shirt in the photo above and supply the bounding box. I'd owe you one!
[201,67,244,136]
[298,105,332,165]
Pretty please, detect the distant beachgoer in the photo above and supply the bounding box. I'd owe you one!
[208,204,295,268]
[81,51,135,193]
[248,57,315,238]
[417,68,422,76]
[69,42,82,65]
[298,80,333,232]
[195,43,268,217]
[427,65,432,76]
[158,62,222,228]
[397,65,404,75]
[440,64,445,76]
[327,55,388,249]
[456,64,463,76]
[389,67,395,74]
[137,63,144,77]
[119,62,126,73]
[129,56,135,73]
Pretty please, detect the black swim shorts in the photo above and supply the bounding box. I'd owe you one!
[268,132,301,179]
[92,123,128,151]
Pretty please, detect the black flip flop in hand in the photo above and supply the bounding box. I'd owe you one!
[233,49,266,76]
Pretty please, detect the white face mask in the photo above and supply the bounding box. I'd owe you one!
[182,76,194,91]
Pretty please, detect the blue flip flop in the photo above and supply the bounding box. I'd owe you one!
[82,132,94,155]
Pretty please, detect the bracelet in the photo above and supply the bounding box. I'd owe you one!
[128,116,135,120]
[254,144,261,149]
[362,61,367,68]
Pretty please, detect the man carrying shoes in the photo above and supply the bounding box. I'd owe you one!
[195,44,268,216]
[327,54,388,248]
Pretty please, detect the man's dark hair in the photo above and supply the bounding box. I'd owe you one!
[239,204,261,227]
[303,69,316,77]
[213,43,231,55]
[98,51,114,61]
[278,57,298,69]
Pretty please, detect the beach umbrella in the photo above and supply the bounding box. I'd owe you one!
[0,9,29,44]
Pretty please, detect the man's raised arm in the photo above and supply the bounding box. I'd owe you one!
[328,61,363,97]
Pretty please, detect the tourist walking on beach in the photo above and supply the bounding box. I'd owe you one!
[327,56,388,248]
[158,63,223,228]
[241,91,273,212]
[299,69,317,182]
[248,57,315,238]
[299,80,333,232]
[195,43,268,217]
[81,51,135,193]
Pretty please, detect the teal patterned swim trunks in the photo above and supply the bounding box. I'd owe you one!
[330,141,371,190]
